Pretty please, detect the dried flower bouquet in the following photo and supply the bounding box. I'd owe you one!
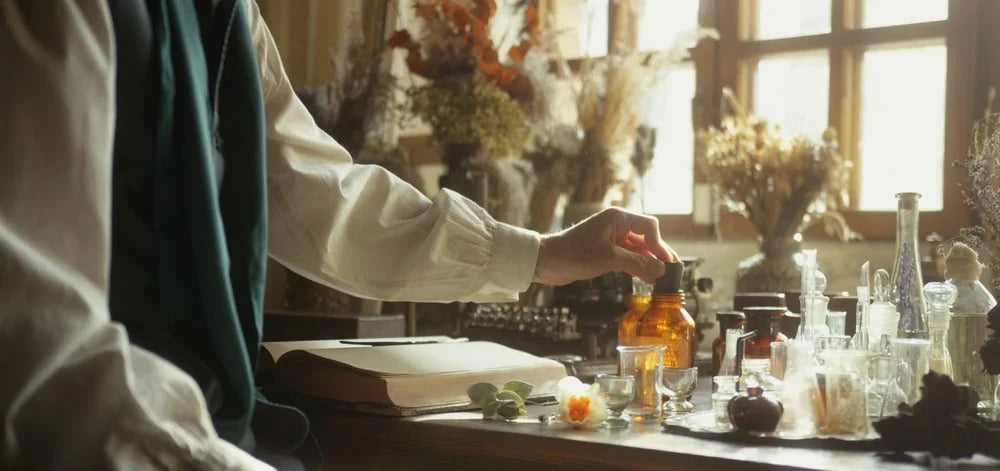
[697,89,853,243]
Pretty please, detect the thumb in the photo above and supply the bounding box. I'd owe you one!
[611,246,666,280]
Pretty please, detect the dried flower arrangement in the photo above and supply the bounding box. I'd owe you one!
[388,0,540,160]
[297,24,422,189]
[524,8,716,229]
[697,89,855,243]
[950,101,1000,376]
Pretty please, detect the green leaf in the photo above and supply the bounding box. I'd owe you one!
[502,380,533,401]
[467,383,498,406]
[481,397,499,419]
[495,390,526,407]
[496,399,523,420]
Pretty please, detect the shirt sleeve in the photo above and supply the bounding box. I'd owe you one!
[0,1,269,469]
[247,2,540,303]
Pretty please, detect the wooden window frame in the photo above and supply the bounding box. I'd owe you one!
[545,0,990,241]
[710,0,982,241]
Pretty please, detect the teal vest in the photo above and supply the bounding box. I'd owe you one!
[108,0,267,444]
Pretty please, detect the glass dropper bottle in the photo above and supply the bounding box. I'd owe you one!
[636,262,696,368]
[924,282,956,377]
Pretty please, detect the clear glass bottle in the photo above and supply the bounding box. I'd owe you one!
[867,352,908,418]
[636,262,696,368]
[618,277,652,347]
[924,282,956,377]
[944,242,998,413]
[712,376,739,426]
[869,268,900,349]
[712,311,747,375]
[891,192,928,339]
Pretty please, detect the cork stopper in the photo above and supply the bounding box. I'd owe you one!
[653,261,684,294]
[945,242,983,283]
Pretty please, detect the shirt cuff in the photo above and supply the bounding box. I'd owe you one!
[481,222,540,299]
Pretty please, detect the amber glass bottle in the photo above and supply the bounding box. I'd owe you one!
[742,306,788,360]
[636,262,696,368]
[712,311,747,375]
[618,277,653,347]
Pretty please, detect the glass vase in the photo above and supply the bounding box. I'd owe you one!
[735,236,804,293]
[891,192,927,339]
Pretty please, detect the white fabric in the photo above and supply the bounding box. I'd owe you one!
[0,0,540,469]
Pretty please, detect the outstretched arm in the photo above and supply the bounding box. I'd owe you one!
[248,4,675,302]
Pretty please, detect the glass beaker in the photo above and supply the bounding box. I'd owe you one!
[819,350,870,437]
[891,338,931,404]
[617,345,664,422]
[826,311,847,336]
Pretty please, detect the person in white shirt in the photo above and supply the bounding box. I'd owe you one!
[0,0,677,469]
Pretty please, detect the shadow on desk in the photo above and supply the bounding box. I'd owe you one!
[301,401,964,471]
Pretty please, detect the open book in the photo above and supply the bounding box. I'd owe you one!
[262,338,567,416]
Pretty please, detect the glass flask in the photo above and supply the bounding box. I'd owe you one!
[867,351,908,418]
[891,192,927,339]
[924,282,956,377]
[892,337,931,404]
[618,277,652,347]
[712,311,747,375]
[636,262,696,368]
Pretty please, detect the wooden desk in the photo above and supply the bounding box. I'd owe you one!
[302,378,1000,471]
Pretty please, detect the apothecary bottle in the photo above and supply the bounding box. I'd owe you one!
[636,262,696,368]
[891,192,927,339]
[742,307,788,360]
[618,277,652,347]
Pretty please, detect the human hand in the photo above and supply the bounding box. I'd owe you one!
[533,207,679,286]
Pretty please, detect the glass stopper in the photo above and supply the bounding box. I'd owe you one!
[923,281,957,312]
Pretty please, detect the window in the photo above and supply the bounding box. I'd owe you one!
[545,0,979,239]
[635,0,700,215]
[722,0,977,238]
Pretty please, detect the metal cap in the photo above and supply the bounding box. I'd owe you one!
[653,261,685,294]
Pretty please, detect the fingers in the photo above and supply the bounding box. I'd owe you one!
[611,246,667,280]
[622,234,655,258]
[611,210,679,262]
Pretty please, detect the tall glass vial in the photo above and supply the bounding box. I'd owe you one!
[618,277,652,347]
[637,262,696,368]
[891,192,927,339]
[925,282,956,376]
[712,311,747,375]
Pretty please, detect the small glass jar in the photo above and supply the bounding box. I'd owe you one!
[742,307,788,360]
[712,376,739,426]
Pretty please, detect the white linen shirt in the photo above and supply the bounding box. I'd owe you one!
[0,1,540,469]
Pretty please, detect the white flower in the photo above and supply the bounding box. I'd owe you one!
[555,376,607,429]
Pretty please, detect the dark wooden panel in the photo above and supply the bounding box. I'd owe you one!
[262,310,405,341]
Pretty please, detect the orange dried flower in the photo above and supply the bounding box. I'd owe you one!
[567,395,591,422]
